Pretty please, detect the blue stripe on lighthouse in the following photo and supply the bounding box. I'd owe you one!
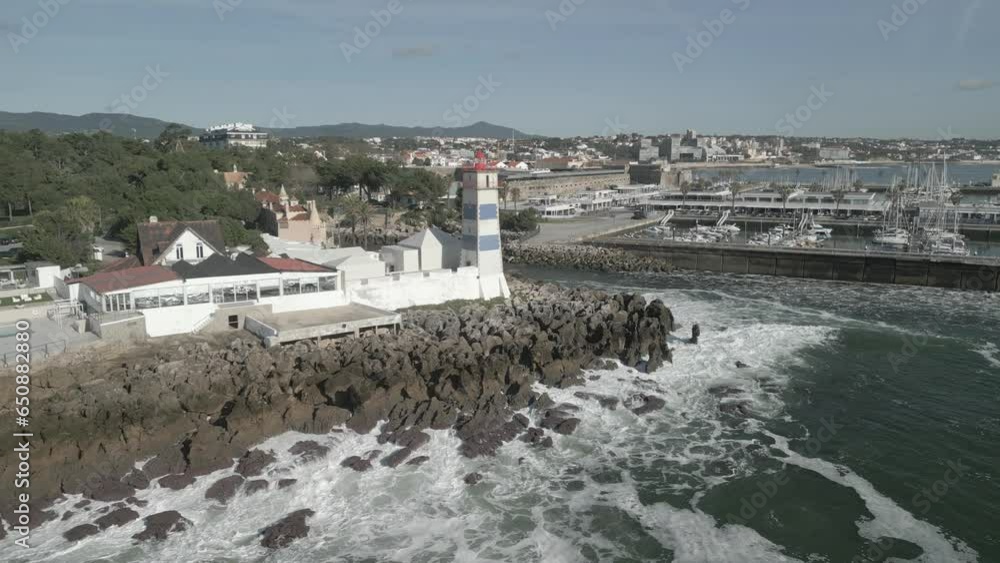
[463,204,477,220]
[479,235,501,251]
[479,204,498,220]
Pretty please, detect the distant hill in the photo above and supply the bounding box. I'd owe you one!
[0,111,534,140]
[0,111,192,139]
[266,121,535,140]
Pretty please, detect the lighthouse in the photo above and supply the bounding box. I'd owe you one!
[461,150,510,299]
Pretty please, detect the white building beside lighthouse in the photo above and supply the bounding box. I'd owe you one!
[461,150,511,300]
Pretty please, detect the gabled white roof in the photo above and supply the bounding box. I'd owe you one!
[399,227,459,249]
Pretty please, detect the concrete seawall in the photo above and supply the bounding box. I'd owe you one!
[587,238,1000,292]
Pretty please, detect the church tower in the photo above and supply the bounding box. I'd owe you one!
[461,150,510,299]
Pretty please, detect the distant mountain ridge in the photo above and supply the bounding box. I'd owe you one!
[0,111,535,140]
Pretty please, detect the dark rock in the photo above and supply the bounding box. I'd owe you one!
[392,429,431,450]
[588,358,619,371]
[574,392,619,410]
[11,278,675,517]
[235,449,276,478]
[39,509,59,524]
[735,361,750,369]
[125,496,148,507]
[719,400,752,417]
[628,394,667,415]
[132,511,192,542]
[405,456,430,466]
[381,448,413,468]
[64,523,101,542]
[158,474,196,491]
[552,418,580,435]
[520,427,546,445]
[73,499,92,509]
[84,477,135,503]
[539,409,581,435]
[690,324,701,345]
[341,456,372,472]
[205,475,245,503]
[61,511,75,521]
[259,509,315,549]
[95,507,139,530]
[277,479,297,489]
[463,472,483,485]
[288,441,329,462]
[123,469,150,490]
[142,448,187,480]
[245,480,269,495]
[513,413,530,428]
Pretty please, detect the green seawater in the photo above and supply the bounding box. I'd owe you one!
[513,265,1000,562]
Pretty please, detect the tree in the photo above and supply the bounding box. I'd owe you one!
[778,185,796,214]
[336,196,375,246]
[20,208,92,267]
[216,217,267,254]
[156,124,192,153]
[510,187,522,211]
[680,182,692,210]
[833,189,846,215]
[64,195,100,235]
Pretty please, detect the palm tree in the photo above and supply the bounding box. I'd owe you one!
[511,187,522,211]
[775,183,796,215]
[833,190,846,215]
[680,182,692,210]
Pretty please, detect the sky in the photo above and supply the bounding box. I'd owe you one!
[1,0,997,139]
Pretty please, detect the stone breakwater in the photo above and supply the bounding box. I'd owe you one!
[504,242,674,273]
[0,280,673,544]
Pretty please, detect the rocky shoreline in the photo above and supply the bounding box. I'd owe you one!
[504,242,674,273]
[0,279,674,548]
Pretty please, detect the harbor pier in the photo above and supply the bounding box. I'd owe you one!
[587,238,1000,292]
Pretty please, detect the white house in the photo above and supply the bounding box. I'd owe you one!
[399,227,462,271]
[380,245,420,273]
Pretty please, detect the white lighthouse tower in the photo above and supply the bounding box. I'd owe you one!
[461,150,510,299]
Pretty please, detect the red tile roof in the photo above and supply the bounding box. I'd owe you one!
[99,256,142,272]
[257,257,333,273]
[255,191,281,204]
[223,171,249,187]
[69,266,180,294]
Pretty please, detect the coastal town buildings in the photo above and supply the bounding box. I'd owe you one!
[255,186,328,245]
[819,146,852,161]
[58,153,511,344]
[199,123,269,150]
[501,168,630,198]
[222,164,250,190]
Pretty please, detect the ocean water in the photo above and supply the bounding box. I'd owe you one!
[7,268,999,562]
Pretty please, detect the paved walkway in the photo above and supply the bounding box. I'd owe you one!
[526,212,649,245]
[0,316,99,365]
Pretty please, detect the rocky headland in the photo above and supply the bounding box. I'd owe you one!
[0,278,674,547]
[504,242,674,273]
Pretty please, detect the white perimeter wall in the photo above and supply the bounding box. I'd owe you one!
[141,303,216,338]
[261,290,349,314]
[347,267,509,310]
